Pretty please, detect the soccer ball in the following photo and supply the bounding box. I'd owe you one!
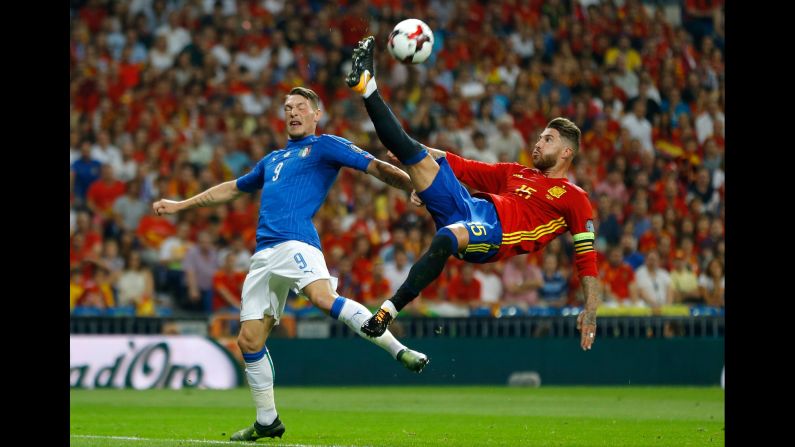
[387,18,434,64]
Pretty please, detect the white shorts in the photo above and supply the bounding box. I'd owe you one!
[240,241,337,324]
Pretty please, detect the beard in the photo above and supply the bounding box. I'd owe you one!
[532,152,557,171]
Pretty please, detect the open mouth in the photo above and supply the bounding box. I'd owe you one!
[289,120,301,128]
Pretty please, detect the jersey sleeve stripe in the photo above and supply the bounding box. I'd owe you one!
[501,217,566,243]
[501,223,567,245]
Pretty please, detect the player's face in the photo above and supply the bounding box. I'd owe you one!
[532,128,567,171]
[284,95,321,139]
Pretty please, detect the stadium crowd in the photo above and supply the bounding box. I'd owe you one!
[70,0,725,321]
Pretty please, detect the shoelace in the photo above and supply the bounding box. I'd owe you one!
[374,309,389,323]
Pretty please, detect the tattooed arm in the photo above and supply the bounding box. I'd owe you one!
[576,275,601,351]
[366,158,414,193]
[152,180,244,216]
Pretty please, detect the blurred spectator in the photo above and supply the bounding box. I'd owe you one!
[682,0,724,49]
[71,141,102,205]
[87,164,126,219]
[695,97,724,144]
[98,238,125,283]
[216,234,252,272]
[537,254,569,308]
[700,218,724,254]
[638,213,669,254]
[80,267,116,311]
[333,256,359,302]
[157,221,191,309]
[605,35,642,72]
[359,260,392,307]
[489,114,526,162]
[669,251,701,305]
[116,142,139,182]
[595,169,629,204]
[634,250,672,311]
[70,268,85,311]
[446,263,482,305]
[620,233,645,270]
[112,179,148,233]
[620,100,653,155]
[351,235,375,284]
[212,252,244,313]
[687,166,720,216]
[148,34,174,72]
[475,263,504,306]
[461,130,499,163]
[501,255,543,309]
[91,130,123,174]
[156,11,191,57]
[599,246,638,306]
[116,251,155,315]
[699,258,725,307]
[383,248,411,296]
[183,231,219,313]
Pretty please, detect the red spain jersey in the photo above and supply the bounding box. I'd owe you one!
[445,152,598,277]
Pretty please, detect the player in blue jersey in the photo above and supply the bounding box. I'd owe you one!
[152,87,429,442]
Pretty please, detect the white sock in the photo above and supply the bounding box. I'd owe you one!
[382,300,398,318]
[363,76,378,98]
[243,348,277,426]
[332,297,405,358]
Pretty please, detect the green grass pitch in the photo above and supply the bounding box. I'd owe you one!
[70,386,724,446]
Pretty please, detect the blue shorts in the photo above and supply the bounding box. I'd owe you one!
[416,157,503,263]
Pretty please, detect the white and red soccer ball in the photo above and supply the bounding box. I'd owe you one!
[387,18,434,64]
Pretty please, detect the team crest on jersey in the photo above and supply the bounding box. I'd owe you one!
[547,186,567,199]
[299,146,312,158]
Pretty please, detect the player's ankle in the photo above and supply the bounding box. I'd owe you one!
[382,300,398,318]
[363,76,378,98]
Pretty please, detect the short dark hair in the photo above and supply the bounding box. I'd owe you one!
[546,117,581,155]
[286,87,320,110]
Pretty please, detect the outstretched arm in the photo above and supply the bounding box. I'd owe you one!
[366,159,426,207]
[576,276,600,351]
[366,158,413,193]
[152,180,244,215]
[567,194,600,351]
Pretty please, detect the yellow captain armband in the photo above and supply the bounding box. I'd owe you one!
[573,232,595,254]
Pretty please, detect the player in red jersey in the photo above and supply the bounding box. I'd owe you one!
[347,37,599,351]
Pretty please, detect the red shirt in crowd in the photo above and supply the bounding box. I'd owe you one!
[86,180,126,215]
[212,270,245,312]
[599,261,635,301]
[446,275,481,304]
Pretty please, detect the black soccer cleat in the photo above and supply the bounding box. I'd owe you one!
[346,36,376,93]
[230,417,286,441]
[361,307,393,337]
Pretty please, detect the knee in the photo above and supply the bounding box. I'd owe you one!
[434,227,463,256]
[237,326,263,353]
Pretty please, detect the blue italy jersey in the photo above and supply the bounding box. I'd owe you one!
[236,134,374,253]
